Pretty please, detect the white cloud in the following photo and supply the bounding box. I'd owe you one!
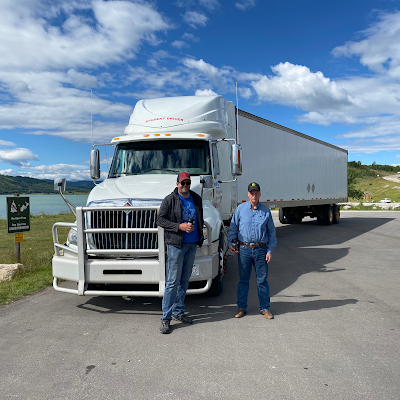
[199,0,220,11]
[171,40,189,49]
[238,87,252,99]
[195,89,218,96]
[251,62,353,111]
[0,139,17,146]
[332,11,400,78]
[182,33,200,42]
[0,70,132,142]
[0,148,39,166]
[66,69,97,88]
[0,0,171,72]
[183,58,236,93]
[183,11,208,29]
[235,0,256,11]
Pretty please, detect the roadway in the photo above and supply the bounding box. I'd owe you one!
[1,211,399,400]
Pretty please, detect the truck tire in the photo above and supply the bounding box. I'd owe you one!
[332,204,340,224]
[323,205,334,225]
[210,260,223,296]
[279,208,286,224]
[284,208,293,224]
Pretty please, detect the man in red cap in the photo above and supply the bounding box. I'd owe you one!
[156,172,204,334]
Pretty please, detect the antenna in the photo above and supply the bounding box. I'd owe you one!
[236,80,239,143]
[91,88,93,146]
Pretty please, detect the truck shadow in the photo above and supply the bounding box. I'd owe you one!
[77,215,393,325]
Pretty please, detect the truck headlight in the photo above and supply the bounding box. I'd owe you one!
[67,228,78,246]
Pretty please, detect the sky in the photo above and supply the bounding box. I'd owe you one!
[1,0,400,182]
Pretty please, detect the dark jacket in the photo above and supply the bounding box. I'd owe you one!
[157,188,204,248]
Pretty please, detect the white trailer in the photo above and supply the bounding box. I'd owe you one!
[237,110,348,225]
[51,95,347,298]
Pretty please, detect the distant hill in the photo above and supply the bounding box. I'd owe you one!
[0,175,95,195]
[348,161,400,201]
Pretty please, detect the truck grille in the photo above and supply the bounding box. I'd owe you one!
[87,209,158,250]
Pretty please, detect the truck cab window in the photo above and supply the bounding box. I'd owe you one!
[109,140,211,177]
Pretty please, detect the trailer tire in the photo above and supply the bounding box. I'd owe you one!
[323,205,334,225]
[279,208,287,224]
[284,208,293,224]
[332,204,340,224]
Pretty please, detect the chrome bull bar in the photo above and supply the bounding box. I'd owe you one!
[52,206,213,296]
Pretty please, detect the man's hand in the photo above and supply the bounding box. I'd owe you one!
[266,253,272,263]
[229,245,239,254]
[179,222,195,233]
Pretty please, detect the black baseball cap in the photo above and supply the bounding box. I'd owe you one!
[248,182,260,192]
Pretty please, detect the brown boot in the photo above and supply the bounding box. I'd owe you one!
[235,309,247,318]
[261,309,274,319]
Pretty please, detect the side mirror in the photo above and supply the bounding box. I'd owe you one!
[54,178,66,191]
[90,149,100,180]
[200,175,213,188]
[231,144,242,176]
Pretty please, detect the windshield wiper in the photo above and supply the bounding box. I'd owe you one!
[110,172,138,177]
[144,168,180,173]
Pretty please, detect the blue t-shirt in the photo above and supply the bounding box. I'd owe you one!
[178,193,199,243]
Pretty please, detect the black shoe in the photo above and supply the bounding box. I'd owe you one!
[172,314,193,324]
[160,319,170,334]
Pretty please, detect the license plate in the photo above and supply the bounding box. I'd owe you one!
[191,264,199,276]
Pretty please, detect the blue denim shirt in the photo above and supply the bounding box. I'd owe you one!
[228,201,277,254]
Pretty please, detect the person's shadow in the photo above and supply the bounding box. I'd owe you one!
[77,215,393,328]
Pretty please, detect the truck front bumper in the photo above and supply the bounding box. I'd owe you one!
[52,251,218,297]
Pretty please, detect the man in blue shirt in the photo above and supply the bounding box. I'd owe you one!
[228,182,277,319]
[157,172,204,334]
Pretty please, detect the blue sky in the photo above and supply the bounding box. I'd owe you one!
[1,0,400,181]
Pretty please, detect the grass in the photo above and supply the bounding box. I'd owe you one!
[353,175,400,202]
[0,212,75,306]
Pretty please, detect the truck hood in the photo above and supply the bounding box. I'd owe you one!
[86,175,201,206]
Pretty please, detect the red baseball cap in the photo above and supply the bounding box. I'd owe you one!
[177,172,191,182]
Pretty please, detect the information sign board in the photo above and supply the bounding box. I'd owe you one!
[7,197,30,234]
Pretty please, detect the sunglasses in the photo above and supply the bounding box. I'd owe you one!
[180,181,191,186]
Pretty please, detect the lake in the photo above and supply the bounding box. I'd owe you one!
[1,194,88,220]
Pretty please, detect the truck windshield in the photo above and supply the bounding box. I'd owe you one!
[109,140,211,177]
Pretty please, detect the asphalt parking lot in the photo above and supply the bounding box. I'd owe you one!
[1,211,399,400]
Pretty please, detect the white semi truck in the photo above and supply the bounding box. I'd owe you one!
[52,95,347,297]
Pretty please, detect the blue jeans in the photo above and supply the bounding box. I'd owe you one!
[237,244,270,311]
[161,242,197,320]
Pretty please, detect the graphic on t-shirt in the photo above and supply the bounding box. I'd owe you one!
[178,193,198,243]
[182,201,196,222]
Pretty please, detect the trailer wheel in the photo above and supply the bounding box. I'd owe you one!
[323,205,334,225]
[332,205,340,224]
[279,208,286,224]
[284,208,293,224]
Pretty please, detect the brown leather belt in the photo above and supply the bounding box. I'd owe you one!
[240,242,266,248]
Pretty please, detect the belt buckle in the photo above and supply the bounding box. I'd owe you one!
[249,243,256,247]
